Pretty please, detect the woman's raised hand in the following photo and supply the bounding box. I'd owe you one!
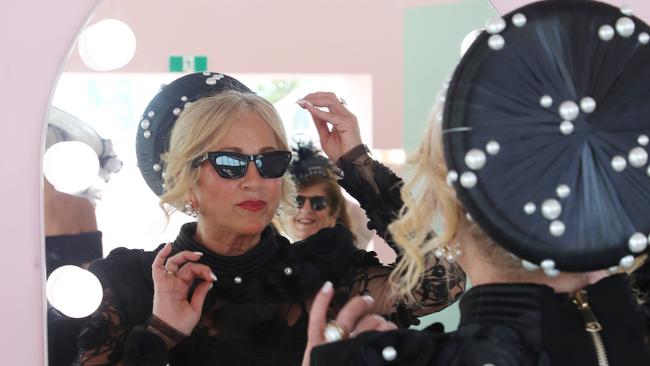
[151,243,217,337]
[301,281,397,366]
[297,92,364,163]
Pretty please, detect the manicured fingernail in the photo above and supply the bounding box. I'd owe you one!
[193,251,204,256]
[362,295,374,304]
[296,99,313,107]
[321,281,333,294]
[210,272,218,282]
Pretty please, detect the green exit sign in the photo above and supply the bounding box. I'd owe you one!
[169,55,208,72]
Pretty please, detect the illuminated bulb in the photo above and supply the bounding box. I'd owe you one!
[46,266,103,318]
[43,141,99,194]
[78,19,136,71]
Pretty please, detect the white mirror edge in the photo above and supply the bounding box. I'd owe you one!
[0,0,100,364]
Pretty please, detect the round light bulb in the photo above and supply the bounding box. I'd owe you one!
[43,141,99,194]
[46,266,103,318]
[78,19,136,71]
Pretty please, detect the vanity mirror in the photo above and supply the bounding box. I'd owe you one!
[44,0,500,364]
[6,0,573,364]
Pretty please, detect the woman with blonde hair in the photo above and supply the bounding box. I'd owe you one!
[74,72,464,366]
[303,1,650,365]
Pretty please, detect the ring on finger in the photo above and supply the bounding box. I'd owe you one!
[324,320,350,342]
[164,269,176,276]
[339,97,347,106]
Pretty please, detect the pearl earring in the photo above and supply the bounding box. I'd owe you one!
[184,201,199,218]
[433,243,463,262]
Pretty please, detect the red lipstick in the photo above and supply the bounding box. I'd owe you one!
[237,200,266,211]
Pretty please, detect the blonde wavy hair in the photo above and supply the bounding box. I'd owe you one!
[159,91,296,216]
[388,91,522,304]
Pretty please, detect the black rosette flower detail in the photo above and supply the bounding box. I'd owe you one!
[439,324,539,366]
[266,258,321,301]
[290,225,359,284]
[349,249,381,268]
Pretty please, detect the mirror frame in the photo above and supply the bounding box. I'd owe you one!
[3,1,504,364]
[0,0,99,364]
[8,1,648,364]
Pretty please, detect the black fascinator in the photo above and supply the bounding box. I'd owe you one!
[443,0,650,272]
[289,141,335,185]
[136,72,252,196]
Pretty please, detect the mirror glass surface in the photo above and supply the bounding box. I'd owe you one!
[45,0,496,363]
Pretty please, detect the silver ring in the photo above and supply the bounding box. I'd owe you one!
[339,97,347,106]
[164,269,176,276]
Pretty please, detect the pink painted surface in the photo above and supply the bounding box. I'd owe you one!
[491,0,650,21]
[6,0,649,364]
[0,0,99,363]
[63,0,405,149]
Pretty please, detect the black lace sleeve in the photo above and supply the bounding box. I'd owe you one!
[335,254,465,327]
[74,288,129,365]
[74,248,164,366]
[336,145,402,248]
[334,146,466,326]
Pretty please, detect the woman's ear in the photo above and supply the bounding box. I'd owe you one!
[187,187,198,206]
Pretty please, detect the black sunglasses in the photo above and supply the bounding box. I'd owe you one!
[192,150,292,179]
[296,195,329,211]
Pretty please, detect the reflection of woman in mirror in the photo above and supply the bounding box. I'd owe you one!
[302,1,650,365]
[278,141,386,254]
[276,142,355,242]
[75,73,465,365]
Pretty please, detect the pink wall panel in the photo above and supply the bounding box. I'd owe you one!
[64,0,405,149]
[0,0,100,363]
[6,0,649,364]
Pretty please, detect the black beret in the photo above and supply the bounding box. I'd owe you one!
[136,72,252,196]
[443,0,650,272]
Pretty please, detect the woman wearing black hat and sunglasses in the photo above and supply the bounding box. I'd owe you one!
[275,141,359,245]
[73,73,465,366]
[301,1,650,365]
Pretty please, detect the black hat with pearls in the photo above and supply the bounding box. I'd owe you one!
[443,1,650,272]
[136,72,252,196]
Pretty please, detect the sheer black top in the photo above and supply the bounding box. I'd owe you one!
[74,153,466,366]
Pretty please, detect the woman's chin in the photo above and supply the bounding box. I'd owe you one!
[233,220,271,236]
[295,226,320,240]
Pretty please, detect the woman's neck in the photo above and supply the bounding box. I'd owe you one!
[194,221,262,256]
[462,255,605,294]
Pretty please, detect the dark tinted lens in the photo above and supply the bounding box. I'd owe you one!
[296,195,306,208]
[256,151,291,178]
[213,153,248,179]
[310,197,328,211]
